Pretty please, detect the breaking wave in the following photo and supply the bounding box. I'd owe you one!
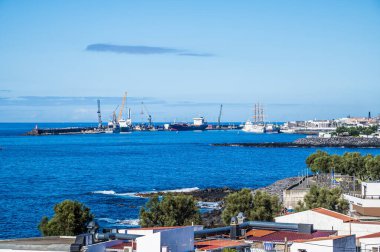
[91,187,200,198]
[97,218,140,226]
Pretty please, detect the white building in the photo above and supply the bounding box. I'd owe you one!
[357,232,380,252]
[90,226,199,252]
[290,235,356,252]
[344,181,380,219]
[275,208,380,237]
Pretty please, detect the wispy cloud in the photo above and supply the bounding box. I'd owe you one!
[0,89,11,92]
[0,96,166,106]
[86,43,214,57]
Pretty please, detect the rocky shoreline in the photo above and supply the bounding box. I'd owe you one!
[137,177,301,227]
[213,137,380,148]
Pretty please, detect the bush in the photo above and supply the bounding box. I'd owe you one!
[295,185,349,214]
[39,200,94,236]
[139,194,201,227]
[222,189,281,224]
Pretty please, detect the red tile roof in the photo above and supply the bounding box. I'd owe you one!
[311,208,356,222]
[246,229,276,238]
[294,235,351,243]
[130,226,181,231]
[195,239,249,251]
[358,232,380,239]
[246,230,336,243]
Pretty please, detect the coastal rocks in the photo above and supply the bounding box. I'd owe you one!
[293,137,380,148]
[252,176,300,202]
[213,137,380,148]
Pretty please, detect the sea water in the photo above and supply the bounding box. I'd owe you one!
[1,123,379,239]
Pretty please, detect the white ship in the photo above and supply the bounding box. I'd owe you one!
[242,120,266,133]
[242,103,266,133]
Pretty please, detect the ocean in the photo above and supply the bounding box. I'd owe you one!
[1,123,379,239]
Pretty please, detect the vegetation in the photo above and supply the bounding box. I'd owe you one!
[39,200,94,236]
[295,185,349,214]
[222,249,237,252]
[306,150,380,181]
[334,125,378,136]
[221,189,281,225]
[139,194,201,227]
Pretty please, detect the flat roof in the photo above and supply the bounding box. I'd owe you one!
[0,236,75,251]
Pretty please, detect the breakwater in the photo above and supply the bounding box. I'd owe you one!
[213,137,380,148]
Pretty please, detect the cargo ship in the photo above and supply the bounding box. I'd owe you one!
[170,117,208,131]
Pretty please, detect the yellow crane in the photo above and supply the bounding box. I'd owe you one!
[118,92,127,122]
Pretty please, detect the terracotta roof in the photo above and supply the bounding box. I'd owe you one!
[246,230,336,243]
[195,239,249,251]
[293,235,351,243]
[358,232,380,239]
[311,208,356,222]
[246,229,276,237]
[130,226,182,231]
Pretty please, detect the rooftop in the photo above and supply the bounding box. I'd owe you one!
[246,230,336,243]
[357,232,380,239]
[0,236,75,251]
[311,208,356,222]
[293,235,351,243]
[195,239,249,251]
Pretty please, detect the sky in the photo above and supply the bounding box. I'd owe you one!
[0,0,379,122]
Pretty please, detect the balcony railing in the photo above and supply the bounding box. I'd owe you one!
[345,193,380,199]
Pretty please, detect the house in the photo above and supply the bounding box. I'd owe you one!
[290,235,356,252]
[357,232,380,252]
[343,181,380,219]
[275,207,380,236]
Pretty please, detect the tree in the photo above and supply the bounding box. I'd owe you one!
[365,156,380,181]
[222,249,237,252]
[39,200,94,236]
[139,194,201,227]
[306,150,328,172]
[221,189,281,225]
[295,185,349,214]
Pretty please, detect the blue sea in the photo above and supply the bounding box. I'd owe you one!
[1,123,380,239]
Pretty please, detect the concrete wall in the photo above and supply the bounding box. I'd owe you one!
[283,189,308,209]
[362,182,380,196]
[136,232,161,252]
[290,239,333,252]
[88,240,123,252]
[290,236,356,252]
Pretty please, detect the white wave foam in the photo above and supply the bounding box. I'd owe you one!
[97,218,140,226]
[92,190,116,195]
[92,187,200,198]
[197,201,222,210]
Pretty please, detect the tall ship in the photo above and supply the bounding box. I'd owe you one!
[242,103,266,133]
[170,117,208,131]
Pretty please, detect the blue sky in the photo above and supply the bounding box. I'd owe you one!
[0,0,379,122]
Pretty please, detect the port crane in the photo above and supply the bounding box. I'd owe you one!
[140,101,152,126]
[217,104,223,129]
[97,99,103,129]
[112,105,119,125]
[118,92,127,122]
